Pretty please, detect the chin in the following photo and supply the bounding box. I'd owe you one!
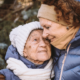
[37,53,51,61]
[38,57,50,62]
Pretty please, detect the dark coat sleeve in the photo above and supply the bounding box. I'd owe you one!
[0,69,20,80]
[51,77,54,80]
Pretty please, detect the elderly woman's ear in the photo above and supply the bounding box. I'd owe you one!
[23,46,28,58]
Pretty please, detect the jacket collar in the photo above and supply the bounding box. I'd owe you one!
[68,28,80,48]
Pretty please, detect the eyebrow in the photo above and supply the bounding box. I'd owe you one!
[43,25,46,28]
[43,24,51,28]
[28,34,39,40]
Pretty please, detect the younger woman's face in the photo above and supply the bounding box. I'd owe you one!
[39,18,68,43]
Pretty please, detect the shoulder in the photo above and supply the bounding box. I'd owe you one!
[5,45,19,60]
[69,45,80,55]
[6,45,17,52]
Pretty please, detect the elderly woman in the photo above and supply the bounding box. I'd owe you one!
[37,0,80,80]
[0,21,54,80]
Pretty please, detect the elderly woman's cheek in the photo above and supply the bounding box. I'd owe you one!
[39,45,51,61]
[29,46,31,48]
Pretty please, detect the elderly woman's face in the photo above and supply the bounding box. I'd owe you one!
[39,18,68,43]
[23,29,51,64]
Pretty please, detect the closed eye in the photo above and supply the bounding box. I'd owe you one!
[46,27,49,29]
[43,25,50,29]
[44,38,50,43]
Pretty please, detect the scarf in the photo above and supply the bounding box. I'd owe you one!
[51,27,80,49]
[6,58,54,80]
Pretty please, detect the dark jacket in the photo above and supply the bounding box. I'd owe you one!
[0,45,52,80]
[54,29,80,80]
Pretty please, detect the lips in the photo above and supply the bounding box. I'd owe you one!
[49,37,55,42]
[38,50,47,53]
[50,38,55,42]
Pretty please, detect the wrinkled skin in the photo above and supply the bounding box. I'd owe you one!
[23,29,51,64]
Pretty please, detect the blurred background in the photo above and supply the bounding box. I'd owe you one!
[0,0,41,69]
[0,0,80,70]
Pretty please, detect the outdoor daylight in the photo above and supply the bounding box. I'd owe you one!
[0,0,80,80]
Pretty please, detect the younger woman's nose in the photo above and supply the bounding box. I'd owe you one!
[42,29,48,39]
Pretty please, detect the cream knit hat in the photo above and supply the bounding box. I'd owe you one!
[9,21,43,56]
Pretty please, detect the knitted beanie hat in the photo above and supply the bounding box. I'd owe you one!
[9,21,43,56]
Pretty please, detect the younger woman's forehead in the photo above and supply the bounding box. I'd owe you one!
[39,18,52,26]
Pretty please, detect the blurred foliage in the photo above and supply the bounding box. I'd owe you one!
[0,0,41,69]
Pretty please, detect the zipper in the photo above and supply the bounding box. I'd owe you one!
[59,44,71,80]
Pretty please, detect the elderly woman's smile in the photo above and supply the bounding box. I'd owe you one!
[23,29,51,64]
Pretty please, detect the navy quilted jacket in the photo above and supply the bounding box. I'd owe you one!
[54,28,80,80]
[0,45,50,80]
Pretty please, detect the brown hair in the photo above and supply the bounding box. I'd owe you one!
[41,0,80,27]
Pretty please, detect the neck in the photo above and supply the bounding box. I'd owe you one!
[26,57,44,65]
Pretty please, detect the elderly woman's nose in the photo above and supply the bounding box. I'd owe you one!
[42,30,48,38]
[39,39,46,47]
